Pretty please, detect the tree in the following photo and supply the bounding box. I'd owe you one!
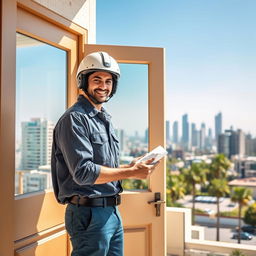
[122,179,147,190]
[183,162,208,224]
[230,250,247,256]
[231,187,252,244]
[209,154,231,179]
[166,173,185,206]
[208,179,230,241]
[244,202,256,227]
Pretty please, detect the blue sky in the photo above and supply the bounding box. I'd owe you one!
[16,40,66,140]
[96,0,256,136]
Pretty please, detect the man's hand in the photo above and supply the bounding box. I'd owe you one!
[95,158,160,184]
[129,158,159,179]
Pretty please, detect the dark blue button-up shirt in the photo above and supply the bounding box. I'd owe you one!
[51,95,122,204]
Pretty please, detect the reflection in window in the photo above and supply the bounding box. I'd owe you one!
[106,63,149,189]
[15,33,67,195]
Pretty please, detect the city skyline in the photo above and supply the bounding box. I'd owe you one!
[168,111,256,141]
[97,0,256,137]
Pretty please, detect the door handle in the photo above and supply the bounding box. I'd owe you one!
[148,192,165,217]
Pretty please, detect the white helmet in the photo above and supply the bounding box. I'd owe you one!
[76,51,120,89]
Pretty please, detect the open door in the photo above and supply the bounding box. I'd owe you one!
[84,45,166,256]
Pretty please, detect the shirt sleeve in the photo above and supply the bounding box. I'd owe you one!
[55,112,101,186]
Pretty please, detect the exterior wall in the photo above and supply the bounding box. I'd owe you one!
[33,0,96,43]
[167,207,192,256]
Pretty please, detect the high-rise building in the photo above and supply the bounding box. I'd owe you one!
[144,128,149,144]
[191,123,198,147]
[172,121,179,144]
[182,114,189,149]
[218,129,245,158]
[21,118,54,170]
[236,129,245,157]
[199,123,206,150]
[205,128,213,150]
[215,112,222,141]
[23,169,52,193]
[245,134,256,156]
[166,120,170,143]
[218,132,230,157]
[115,128,125,152]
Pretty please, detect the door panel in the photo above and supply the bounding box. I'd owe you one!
[15,231,67,256]
[124,226,150,256]
[84,44,166,256]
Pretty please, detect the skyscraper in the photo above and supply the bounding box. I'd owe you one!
[215,112,222,141]
[166,120,170,143]
[21,118,54,170]
[218,129,245,158]
[199,123,206,150]
[182,114,189,150]
[115,128,125,152]
[191,123,198,147]
[172,121,179,144]
[206,128,213,149]
[218,132,230,157]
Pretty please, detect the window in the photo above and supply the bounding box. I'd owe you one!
[15,33,67,195]
[107,63,149,189]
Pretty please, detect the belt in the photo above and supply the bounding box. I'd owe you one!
[69,194,121,207]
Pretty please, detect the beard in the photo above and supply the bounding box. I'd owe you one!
[88,88,111,103]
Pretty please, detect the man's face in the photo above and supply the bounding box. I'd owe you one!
[87,71,113,104]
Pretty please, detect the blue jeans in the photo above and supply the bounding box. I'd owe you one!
[65,204,123,256]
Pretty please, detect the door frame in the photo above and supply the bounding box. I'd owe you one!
[0,1,87,255]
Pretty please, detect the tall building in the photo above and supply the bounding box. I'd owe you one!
[23,169,52,194]
[236,129,245,157]
[215,112,222,141]
[144,128,149,144]
[21,118,54,170]
[245,134,256,156]
[218,133,230,157]
[218,129,245,158]
[182,114,189,150]
[199,123,206,150]
[116,128,125,152]
[206,128,213,150]
[166,120,170,143]
[172,121,179,144]
[191,123,198,147]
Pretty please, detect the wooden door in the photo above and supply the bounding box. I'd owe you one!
[84,44,166,256]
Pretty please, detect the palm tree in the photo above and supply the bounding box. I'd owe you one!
[183,162,208,224]
[166,174,185,206]
[209,154,231,179]
[208,178,230,241]
[244,202,256,227]
[231,187,252,244]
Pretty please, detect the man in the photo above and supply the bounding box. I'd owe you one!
[51,51,158,256]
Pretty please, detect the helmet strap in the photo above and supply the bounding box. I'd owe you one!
[80,72,117,105]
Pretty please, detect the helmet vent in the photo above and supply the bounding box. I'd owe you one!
[100,52,111,68]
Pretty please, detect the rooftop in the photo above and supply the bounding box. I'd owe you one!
[229,177,256,187]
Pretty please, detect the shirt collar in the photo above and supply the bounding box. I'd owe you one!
[78,94,112,120]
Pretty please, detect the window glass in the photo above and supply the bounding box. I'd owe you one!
[106,63,149,190]
[15,33,67,195]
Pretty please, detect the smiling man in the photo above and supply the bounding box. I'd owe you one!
[51,51,158,256]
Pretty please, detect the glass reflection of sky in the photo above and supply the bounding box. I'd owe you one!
[16,33,67,140]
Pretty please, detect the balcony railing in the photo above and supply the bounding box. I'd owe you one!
[167,207,256,256]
